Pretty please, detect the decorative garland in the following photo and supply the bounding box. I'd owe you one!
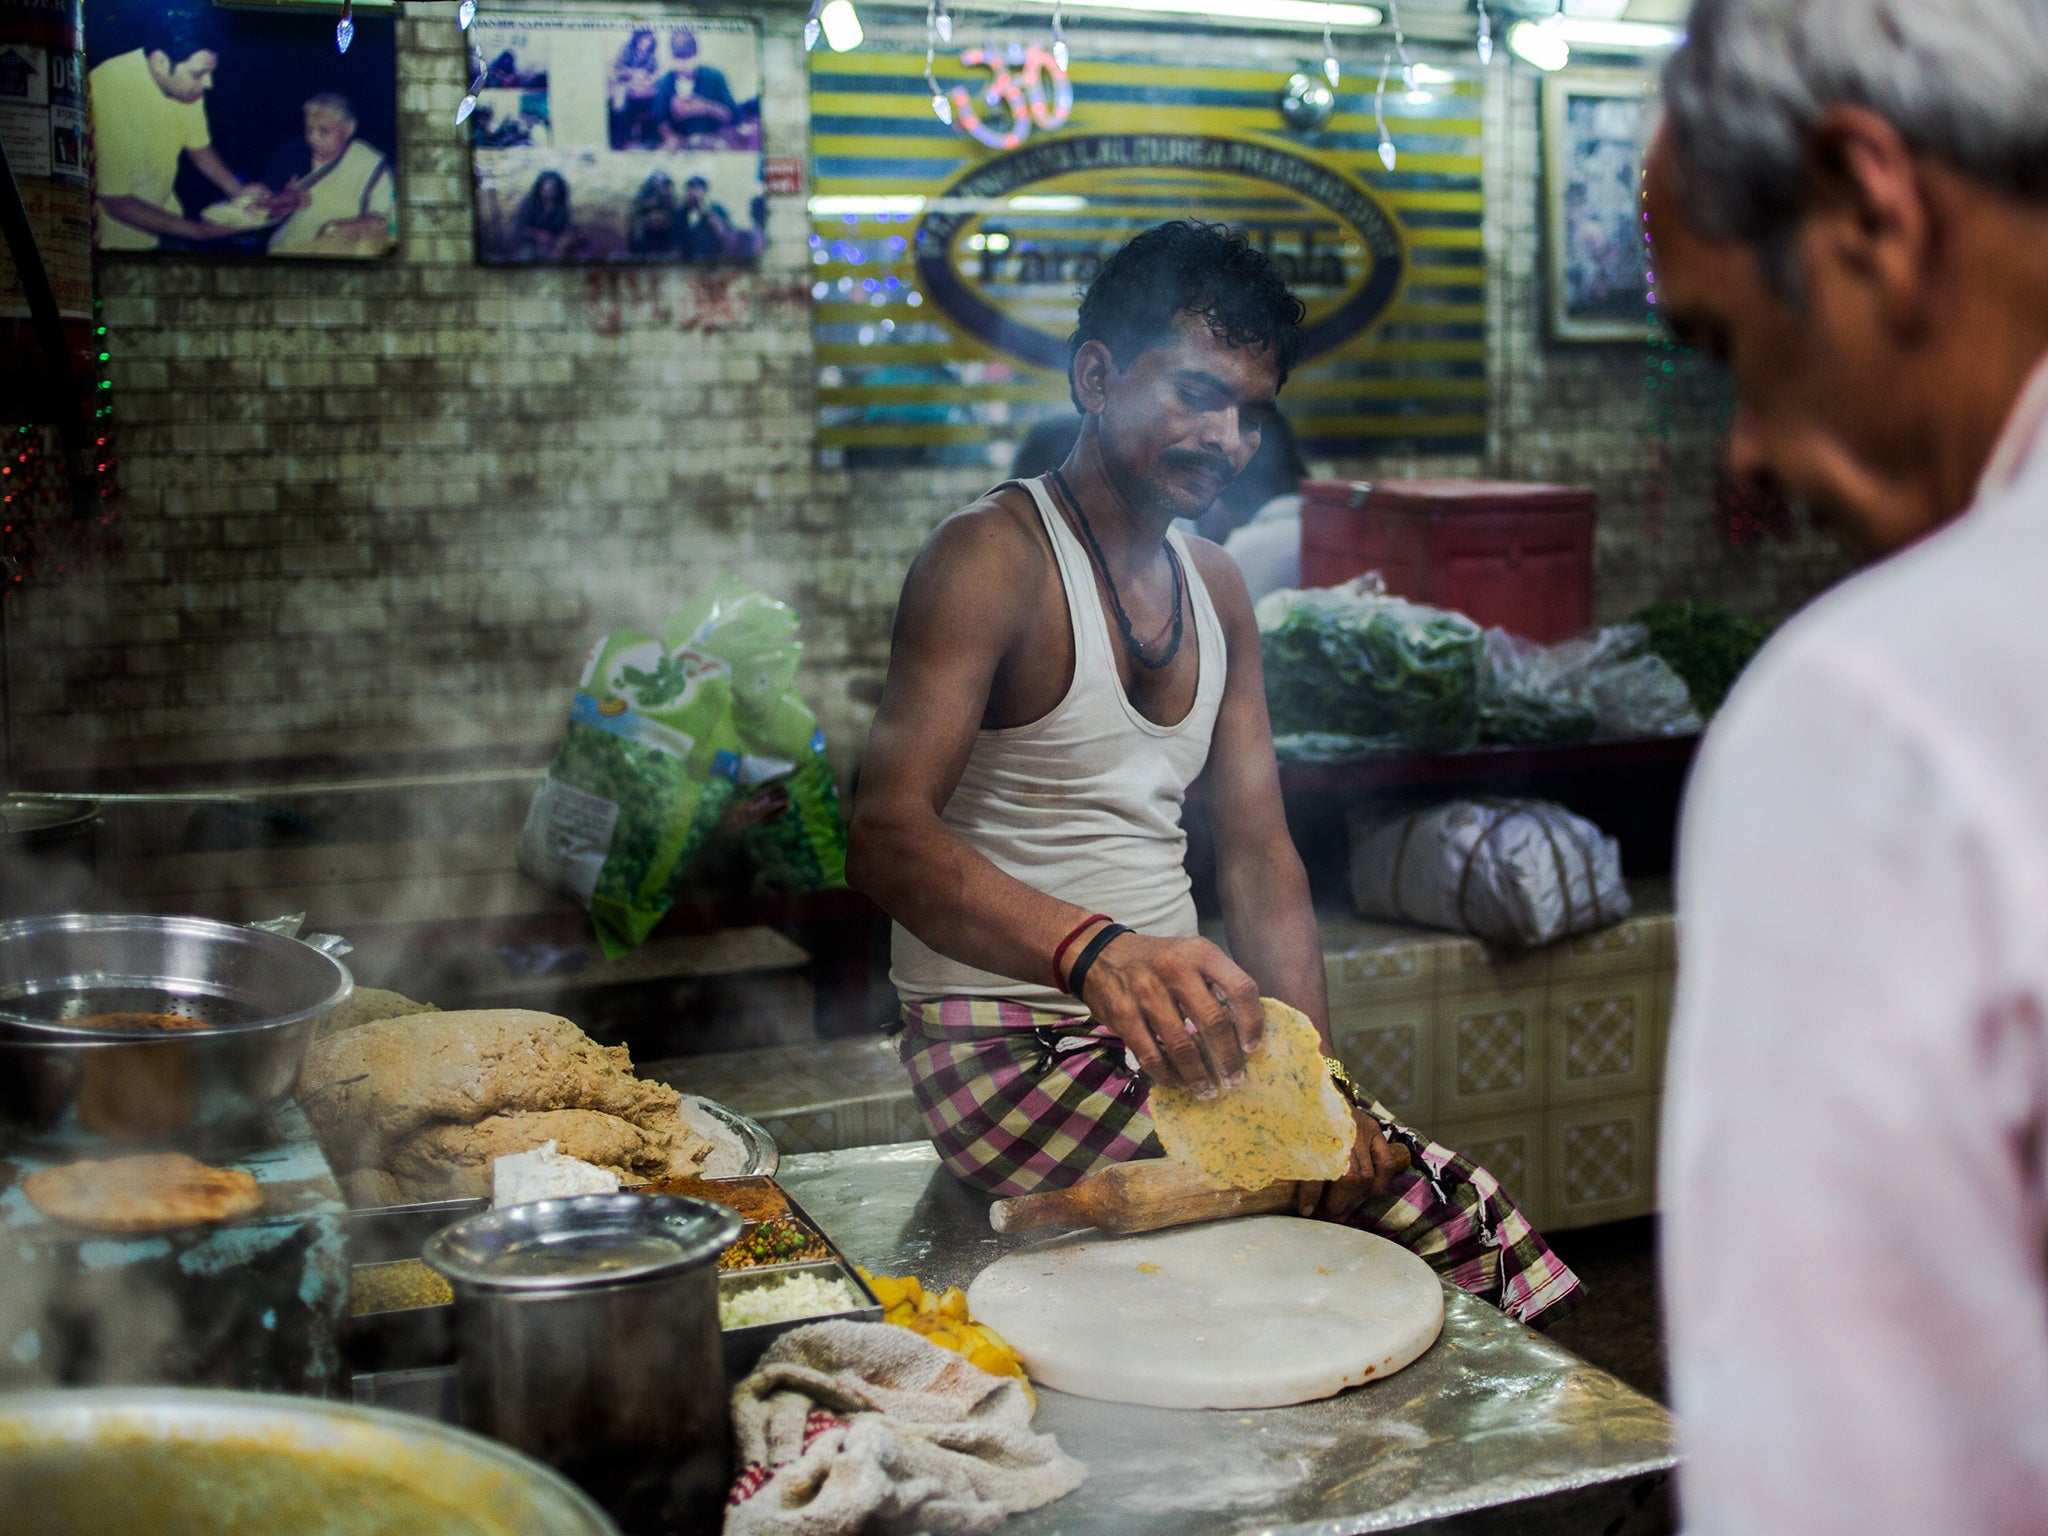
[1,296,121,597]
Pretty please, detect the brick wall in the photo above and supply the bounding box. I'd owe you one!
[4,13,1850,787]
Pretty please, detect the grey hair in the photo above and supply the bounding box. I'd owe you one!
[305,90,356,120]
[1662,0,2048,284]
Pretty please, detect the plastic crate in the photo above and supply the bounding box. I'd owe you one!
[1300,478,1595,643]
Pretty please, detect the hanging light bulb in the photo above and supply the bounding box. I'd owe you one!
[934,0,952,45]
[456,41,483,124]
[925,2,953,126]
[1374,51,1396,170]
[1321,9,1340,88]
[459,0,476,28]
[819,0,863,51]
[1052,0,1068,71]
[804,0,823,51]
[334,0,353,54]
[1475,3,1492,64]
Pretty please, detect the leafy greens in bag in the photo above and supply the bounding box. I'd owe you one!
[520,628,744,957]
[1257,579,1484,756]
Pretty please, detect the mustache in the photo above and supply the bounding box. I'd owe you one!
[1160,449,1236,483]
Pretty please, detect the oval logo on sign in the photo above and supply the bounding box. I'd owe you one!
[912,134,1408,374]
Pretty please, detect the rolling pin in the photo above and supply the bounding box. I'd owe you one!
[989,1147,1411,1236]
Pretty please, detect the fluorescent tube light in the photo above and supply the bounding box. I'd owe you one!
[1006,0,1383,29]
[1008,194,1088,211]
[1506,18,1570,70]
[809,195,926,215]
[820,0,864,52]
[1553,16,1683,47]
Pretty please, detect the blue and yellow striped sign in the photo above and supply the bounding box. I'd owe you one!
[810,45,1486,464]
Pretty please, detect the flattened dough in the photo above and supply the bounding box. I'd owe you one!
[1147,997,1354,1189]
[23,1152,263,1233]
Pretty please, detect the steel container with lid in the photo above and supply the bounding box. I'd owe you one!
[425,1195,743,1536]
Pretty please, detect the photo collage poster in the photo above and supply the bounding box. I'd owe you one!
[84,0,398,259]
[468,11,764,265]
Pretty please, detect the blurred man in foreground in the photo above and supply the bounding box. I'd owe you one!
[1651,1,2048,1530]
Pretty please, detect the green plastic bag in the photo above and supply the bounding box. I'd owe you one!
[670,577,848,893]
[519,627,744,957]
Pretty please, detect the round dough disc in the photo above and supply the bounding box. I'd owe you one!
[966,1215,1444,1410]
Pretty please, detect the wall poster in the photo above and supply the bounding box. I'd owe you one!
[84,0,399,258]
[468,10,764,265]
[1543,68,1654,343]
[809,38,1487,468]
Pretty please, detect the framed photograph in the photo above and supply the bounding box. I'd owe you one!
[468,12,764,266]
[1542,69,1655,342]
[84,0,399,259]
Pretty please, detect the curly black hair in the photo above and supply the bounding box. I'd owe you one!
[141,3,224,65]
[1068,221,1306,409]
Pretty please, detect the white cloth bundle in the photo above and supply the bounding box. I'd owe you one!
[725,1320,1084,1536]
[1349,797,1630,948]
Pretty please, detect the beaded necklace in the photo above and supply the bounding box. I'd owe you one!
[1049,467,1186,671]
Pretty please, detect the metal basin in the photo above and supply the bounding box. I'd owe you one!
[0,1387,618,1536]
[0,913,353,1143]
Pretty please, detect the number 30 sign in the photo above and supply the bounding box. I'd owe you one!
[946,44,1073,151]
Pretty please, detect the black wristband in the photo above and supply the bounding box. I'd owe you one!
[1064,923,1130,1004]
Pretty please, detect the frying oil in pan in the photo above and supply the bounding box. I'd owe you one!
[11,987,269,1031]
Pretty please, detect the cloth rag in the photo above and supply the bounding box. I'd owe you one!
[725,1319,1085,1536]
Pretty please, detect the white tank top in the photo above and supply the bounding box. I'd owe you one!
[890,475,1230,1016]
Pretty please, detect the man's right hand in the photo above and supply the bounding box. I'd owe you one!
[1076,931,1264,1096]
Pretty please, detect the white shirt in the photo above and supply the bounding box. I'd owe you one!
[1663,356,2048,1535]
[889,477,1228,1016]
[1221,493,1301,603]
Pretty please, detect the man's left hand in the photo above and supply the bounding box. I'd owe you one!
[1296,1108,1408,1220]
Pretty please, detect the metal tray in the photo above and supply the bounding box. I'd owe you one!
[680,1095,779,1179]
[719,1257,882,1383]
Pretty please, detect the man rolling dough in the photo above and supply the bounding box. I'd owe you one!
[849,222,1578,1325]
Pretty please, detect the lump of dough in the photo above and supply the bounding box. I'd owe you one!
[317,988,440,1041]
[387,1109,708,1201]
[301,1009,687,1172]
[1146,997,1355,1190]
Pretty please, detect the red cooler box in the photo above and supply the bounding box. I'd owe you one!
[1299,478,1595,643]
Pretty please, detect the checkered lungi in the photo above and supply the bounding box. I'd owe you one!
[897,996,1582,1328]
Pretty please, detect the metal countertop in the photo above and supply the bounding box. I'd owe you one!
[778,1143,1676,1536]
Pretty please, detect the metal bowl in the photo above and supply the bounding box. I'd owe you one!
[0,1386,618,1535]
[0,913,353,1143]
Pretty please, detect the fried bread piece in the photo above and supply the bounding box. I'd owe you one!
[21,1152,263,1233]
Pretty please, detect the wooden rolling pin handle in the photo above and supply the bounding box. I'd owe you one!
[990,1187,1085,1235]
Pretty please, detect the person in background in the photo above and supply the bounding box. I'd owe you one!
[1215,413,1309,602]
[262,92,395,258]
[677,175,728,261]
[655,29,737,148]
[90,3,247,250]
[627,170,678,257]
[1010,418,1082,480]
[607,29,661,150]
[1649,1,2048,1531]
[512,170,576,261]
